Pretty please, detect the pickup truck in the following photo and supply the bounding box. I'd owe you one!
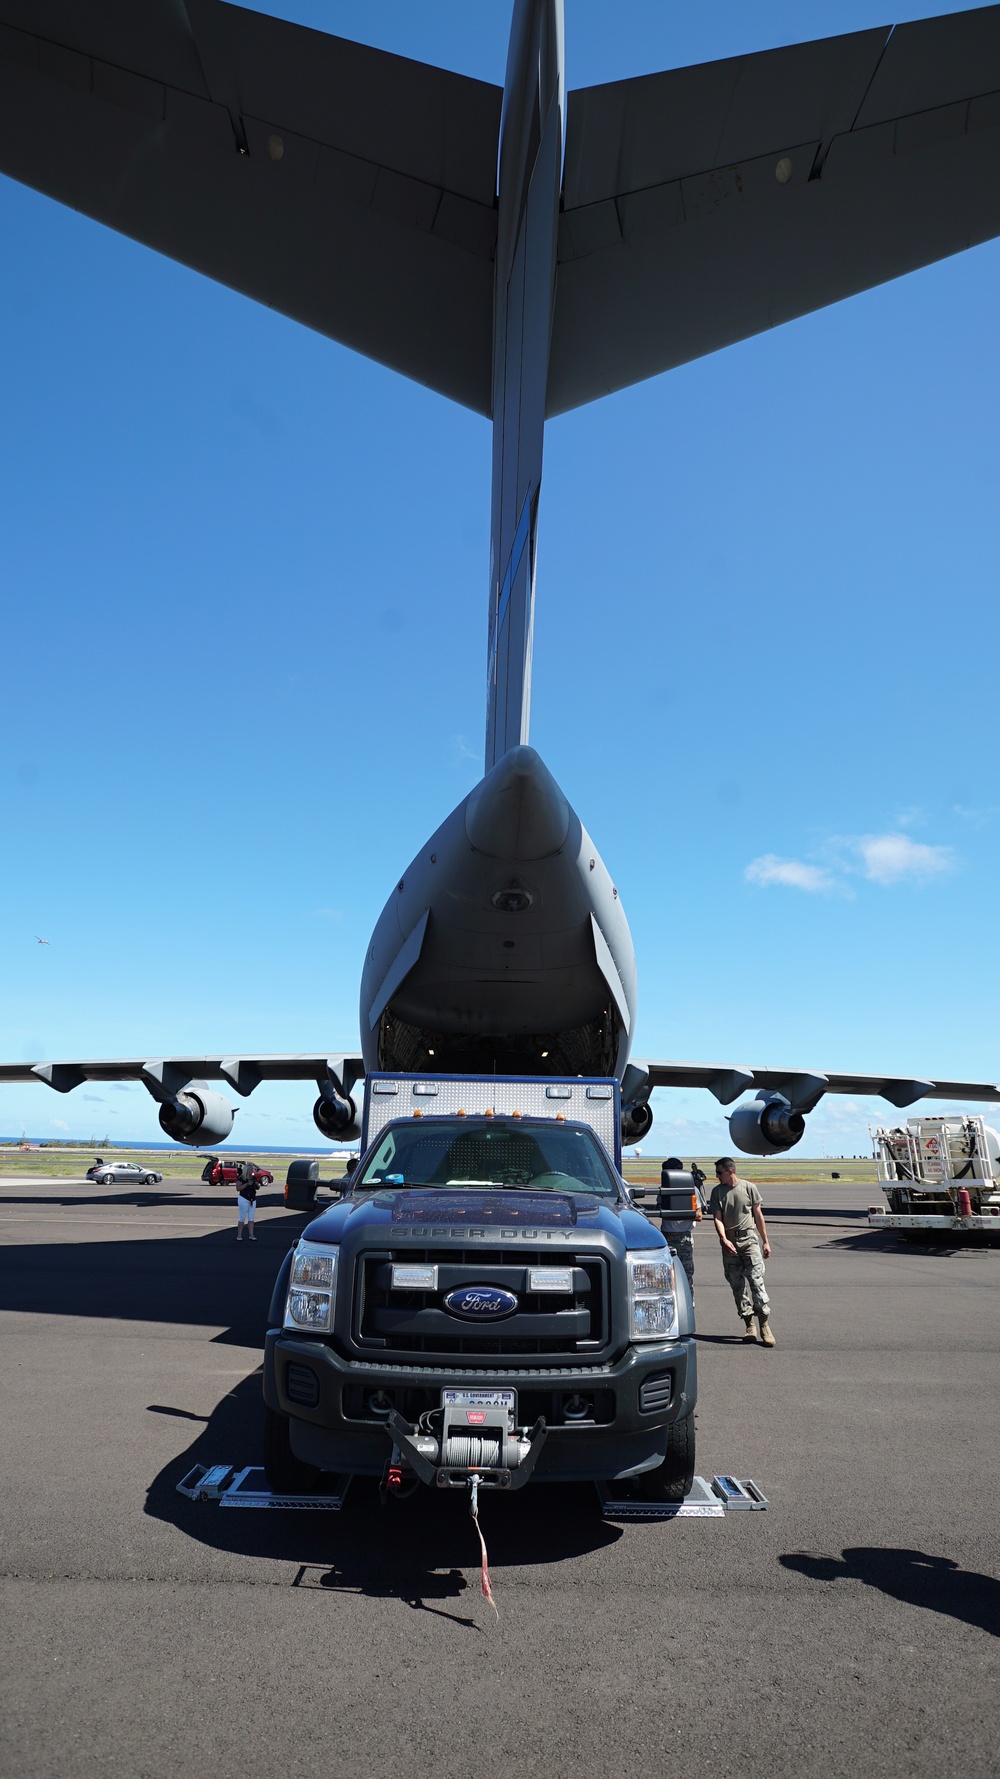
[262,1074,696,1501]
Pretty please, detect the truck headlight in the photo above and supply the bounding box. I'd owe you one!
[627,1249,677,1341]
[283,1240,339,1334]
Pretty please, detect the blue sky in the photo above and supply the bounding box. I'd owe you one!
[1,1,998,1156]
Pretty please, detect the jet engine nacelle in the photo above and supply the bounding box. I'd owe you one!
[313,1085,361,1145]
[728,1092,805,1156]
[159,1087,235,1146]
[621,1101,654,1146]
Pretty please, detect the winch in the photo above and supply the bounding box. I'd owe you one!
[386,1390,547,1490]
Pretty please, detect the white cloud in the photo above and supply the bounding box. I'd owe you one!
[49,1118,68,1130]
[744,854,836,893]
[747,827,959,896]
[851,832,955,886]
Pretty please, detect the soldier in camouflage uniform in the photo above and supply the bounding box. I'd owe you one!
[709,1157,775,1346]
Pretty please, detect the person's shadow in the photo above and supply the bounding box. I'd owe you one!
[781,1548,1000,1638]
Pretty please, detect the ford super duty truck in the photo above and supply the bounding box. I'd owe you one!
[262,1074,697,1501]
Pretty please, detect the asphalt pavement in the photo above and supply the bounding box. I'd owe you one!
[1,1173,998,1779]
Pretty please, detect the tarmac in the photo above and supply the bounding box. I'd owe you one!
[1,1172,998,1779]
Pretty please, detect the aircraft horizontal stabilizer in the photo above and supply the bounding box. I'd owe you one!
[549,7,1000,413]
[0,0,500,412]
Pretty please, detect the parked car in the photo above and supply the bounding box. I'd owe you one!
[87,1158,163,1185]
[200,1157,274,1188]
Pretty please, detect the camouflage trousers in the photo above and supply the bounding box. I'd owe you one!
[722,1236,770,1320]
[665,1230,695,1299]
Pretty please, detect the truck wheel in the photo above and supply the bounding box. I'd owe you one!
[640,1415,696,1503]
[263,1405,321,1493]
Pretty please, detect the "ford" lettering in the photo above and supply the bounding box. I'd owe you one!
[443,1285,519,1320]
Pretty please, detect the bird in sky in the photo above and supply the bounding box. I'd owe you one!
[35,936,50,945]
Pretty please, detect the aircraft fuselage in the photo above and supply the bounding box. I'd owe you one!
[359,746,635,1080]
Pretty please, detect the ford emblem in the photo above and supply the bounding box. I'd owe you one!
[443,1285,519,1320]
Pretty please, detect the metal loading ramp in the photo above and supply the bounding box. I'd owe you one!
[178,1464,766,1518]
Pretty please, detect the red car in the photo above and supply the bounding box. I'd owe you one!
[200,1157,274,1188]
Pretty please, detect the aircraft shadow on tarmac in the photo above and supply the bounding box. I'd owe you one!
[759,1207,869,1221]
[0,1208,308,1344]
[781,1549,1000,1639]
[143,1368,624,1596]
[0,1207,626,1585]
[0,1190,236,1211]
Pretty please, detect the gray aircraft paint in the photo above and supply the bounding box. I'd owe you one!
[486,0,563,768]
[1,2,1000,1140]
[360,5,638,1084]
[359,744,636,1080]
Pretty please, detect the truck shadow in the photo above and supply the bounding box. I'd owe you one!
[144,1369,624,1589]
[781,1548,1000,1638]
[820,1229,1000,1255]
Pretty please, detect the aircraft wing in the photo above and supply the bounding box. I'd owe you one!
[549,6,1000,414]
[0,1053,364,1098]
[0,0,500,412]
[639,1061,1000,1112]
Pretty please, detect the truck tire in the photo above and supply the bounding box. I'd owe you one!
[263,1405,321,1493]
[639,1415,696,1503]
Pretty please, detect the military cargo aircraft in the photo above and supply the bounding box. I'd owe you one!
[1,0,999,1153]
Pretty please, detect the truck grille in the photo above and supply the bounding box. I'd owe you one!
[354,1248,610,1358]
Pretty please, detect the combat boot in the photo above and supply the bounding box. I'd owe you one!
[742,1317,757,1342]
[758,1315,775,1347]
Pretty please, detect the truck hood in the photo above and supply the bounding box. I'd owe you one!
[305,1189,661,1251]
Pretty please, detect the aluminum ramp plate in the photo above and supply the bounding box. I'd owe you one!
[596,1473,768,1520]
[177,1463,352,1510]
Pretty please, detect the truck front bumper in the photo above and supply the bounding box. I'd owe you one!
[264,1330,696,1482]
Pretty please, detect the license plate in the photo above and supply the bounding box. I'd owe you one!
[441,1388,516,1413]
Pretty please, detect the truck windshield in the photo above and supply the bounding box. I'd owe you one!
[354,1119,620,1196]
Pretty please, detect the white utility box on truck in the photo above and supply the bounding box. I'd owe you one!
[869,1114,1000,1233]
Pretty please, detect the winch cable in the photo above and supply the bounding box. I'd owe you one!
[448,1433,502,1470]
[469,1474,499,1621]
